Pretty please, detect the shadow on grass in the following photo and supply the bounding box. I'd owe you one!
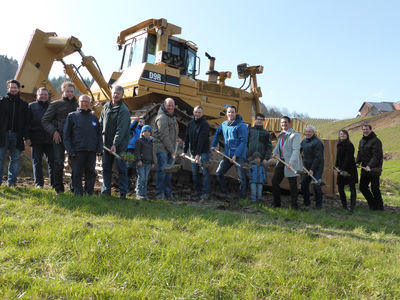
[2,186,400,240]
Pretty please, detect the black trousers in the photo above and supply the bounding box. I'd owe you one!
[70,151,97,195]
[359,171,383,210]
[338,182,356,210]
[301,175,323,207]
[272,162,298,207]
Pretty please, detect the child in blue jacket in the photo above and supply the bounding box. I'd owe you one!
[247,152,266,202]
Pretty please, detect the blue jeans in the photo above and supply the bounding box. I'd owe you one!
[136,162,151,198]
[0,132,21,186]
[156,152,173,198]
[250,183,263,202]
[53,143,66,193]
[216,157,247,199]
[101,150,128,196]
[191,153,210,195]
[31,144,54,188]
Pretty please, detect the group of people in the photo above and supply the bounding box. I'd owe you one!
[0,79,384,211]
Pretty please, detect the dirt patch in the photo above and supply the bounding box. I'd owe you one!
[5,176,400,213]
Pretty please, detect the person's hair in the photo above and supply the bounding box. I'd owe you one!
[61,81,75,91]
[193,105,203,111]
[227,105,237,112]
[362,124,372,130]
[113,85,124,94]
[7,79,20,89]
[281,115,291,123]
[37,87,48,94]
[305,125,316,133]
[338,129,350,141]
[164,97,175,105]
[79,94,91,101]
[255,113,265,120]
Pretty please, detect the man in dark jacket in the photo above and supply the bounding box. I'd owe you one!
[247,113,272,165]
[28,87,55,188]
[0,80,29,186]
[211,105,248,200]
[300,125,324,208]
[356,124,384,210]
[63,95,102,195]
[42,82,78,194]
[182,106,210,200]
[99,85,130,199]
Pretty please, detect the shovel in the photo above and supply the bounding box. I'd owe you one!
[212,148,251,169]
[274,156,301,176]
[181,153,212,169]
[333,166,351,177]
[163,142,181,173]
[302,167,326,186]
[103,146,123,160]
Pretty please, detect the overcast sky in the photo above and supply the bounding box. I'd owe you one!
[1,0,399,119]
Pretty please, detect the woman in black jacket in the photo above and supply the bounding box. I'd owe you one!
[335,130,358,212]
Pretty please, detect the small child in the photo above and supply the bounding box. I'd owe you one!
[247,152,266,202]
[134,125,155,200]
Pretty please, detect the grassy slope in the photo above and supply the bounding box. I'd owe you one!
[1,187,400,298]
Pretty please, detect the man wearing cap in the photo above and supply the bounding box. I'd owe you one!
[0,79,29,187]
[134,125,155,200]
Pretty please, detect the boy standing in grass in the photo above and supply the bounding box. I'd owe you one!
[134,125,154,200]
[247,152,266,202]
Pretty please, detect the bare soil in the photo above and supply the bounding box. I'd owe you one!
[6,175,400,213]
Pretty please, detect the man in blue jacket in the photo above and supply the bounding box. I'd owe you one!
[63,95,102,195]
[211,105,248,200]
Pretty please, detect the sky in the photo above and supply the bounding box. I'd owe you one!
[1,0,399,119]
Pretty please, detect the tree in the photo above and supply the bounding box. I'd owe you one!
[0,55,18,96]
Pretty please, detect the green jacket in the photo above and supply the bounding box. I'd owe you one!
[153,105,179,154]
[99,101,130,153]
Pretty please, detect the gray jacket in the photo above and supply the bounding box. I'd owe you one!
[272,128,303,177]
[153,105,179,154]
[99,101,130,153]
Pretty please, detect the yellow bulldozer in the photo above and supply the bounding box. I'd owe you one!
[15,17,337,195]
[16,18,263,131]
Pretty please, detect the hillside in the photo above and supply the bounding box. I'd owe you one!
[306,111,400,187]
[1,187,400,298]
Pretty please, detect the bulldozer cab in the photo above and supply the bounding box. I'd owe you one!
[119,32,197,79]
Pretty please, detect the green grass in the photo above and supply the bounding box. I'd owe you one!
[1,186,400,298]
